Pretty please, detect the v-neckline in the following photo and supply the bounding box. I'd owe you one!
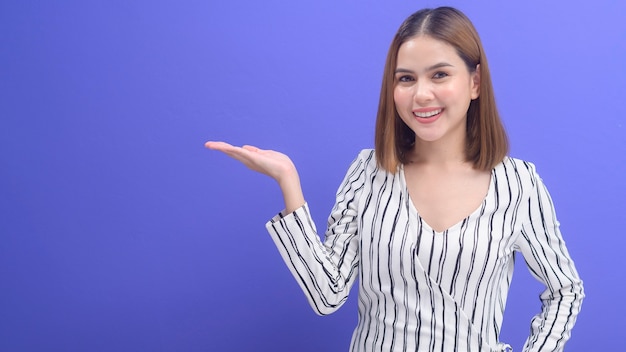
[399,165,496,235]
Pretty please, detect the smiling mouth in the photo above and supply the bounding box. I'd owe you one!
[413,109,443,118]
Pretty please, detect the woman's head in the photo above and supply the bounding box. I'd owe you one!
[375,7,508,172]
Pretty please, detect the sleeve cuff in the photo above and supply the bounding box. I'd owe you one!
[267,202,310,225]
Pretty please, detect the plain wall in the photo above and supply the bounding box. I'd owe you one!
[1,0,624,351]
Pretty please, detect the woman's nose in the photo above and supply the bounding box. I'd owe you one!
[413,80,433,104]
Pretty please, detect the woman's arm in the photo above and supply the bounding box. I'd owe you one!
[517,165,584,352]
[265,152,367,315]
[206,142,365,315]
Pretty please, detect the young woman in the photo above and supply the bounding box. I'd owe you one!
[206,7,584,352]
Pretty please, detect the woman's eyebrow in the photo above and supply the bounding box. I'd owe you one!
[427,62,454,71]
[395,62,454,74]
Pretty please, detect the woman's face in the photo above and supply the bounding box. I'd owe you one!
[393,35,480,147]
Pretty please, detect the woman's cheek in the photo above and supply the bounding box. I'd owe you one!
[394,87,412,107]
[435,85,456,101]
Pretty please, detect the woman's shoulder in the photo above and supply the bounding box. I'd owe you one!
[342,149,384,178]
[355,148,375,160]
[351,149,377,168]
[495,156,543,187]
[355,149,392,174]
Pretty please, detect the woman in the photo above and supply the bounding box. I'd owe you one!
[206,7,584,352]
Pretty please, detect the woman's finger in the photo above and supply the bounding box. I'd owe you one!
[205,141,295,182]
[205,141,234,151]
[242,145,260,152]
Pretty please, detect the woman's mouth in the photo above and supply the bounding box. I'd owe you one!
[413,108,443,122]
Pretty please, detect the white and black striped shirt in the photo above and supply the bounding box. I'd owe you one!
[266,149,583,352]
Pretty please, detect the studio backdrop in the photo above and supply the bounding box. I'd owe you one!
[1,0,625,351]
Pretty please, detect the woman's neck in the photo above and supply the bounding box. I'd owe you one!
[409,136,468,167]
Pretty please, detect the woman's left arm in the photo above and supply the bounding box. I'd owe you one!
[517,165,584,352]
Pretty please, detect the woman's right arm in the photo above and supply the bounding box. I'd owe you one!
[206,142,366,315]
[265,152,367,315]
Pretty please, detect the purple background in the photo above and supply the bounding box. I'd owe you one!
[1,1,624,351]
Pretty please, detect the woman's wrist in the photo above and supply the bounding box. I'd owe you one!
[277,170,305,213]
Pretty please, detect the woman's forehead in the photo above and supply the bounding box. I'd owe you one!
[396,36,463,68]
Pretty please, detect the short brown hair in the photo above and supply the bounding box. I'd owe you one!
[374,7,508,172]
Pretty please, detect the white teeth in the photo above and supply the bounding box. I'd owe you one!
[413,109,442,118]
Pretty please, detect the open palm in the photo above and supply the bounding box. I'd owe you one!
[205,141,297,183]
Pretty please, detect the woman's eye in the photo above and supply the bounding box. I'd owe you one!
[397,75,414,83]
[433,71,449,79]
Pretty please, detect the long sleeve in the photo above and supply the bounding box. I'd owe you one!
[265,152,368,315]
[516,164,584,352]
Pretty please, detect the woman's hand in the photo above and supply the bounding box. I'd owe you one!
[205,141,305,213]
[204,141,296,183]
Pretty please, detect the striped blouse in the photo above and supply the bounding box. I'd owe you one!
[266,149,584,352]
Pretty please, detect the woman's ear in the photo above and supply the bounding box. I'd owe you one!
[471,64,481,100]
